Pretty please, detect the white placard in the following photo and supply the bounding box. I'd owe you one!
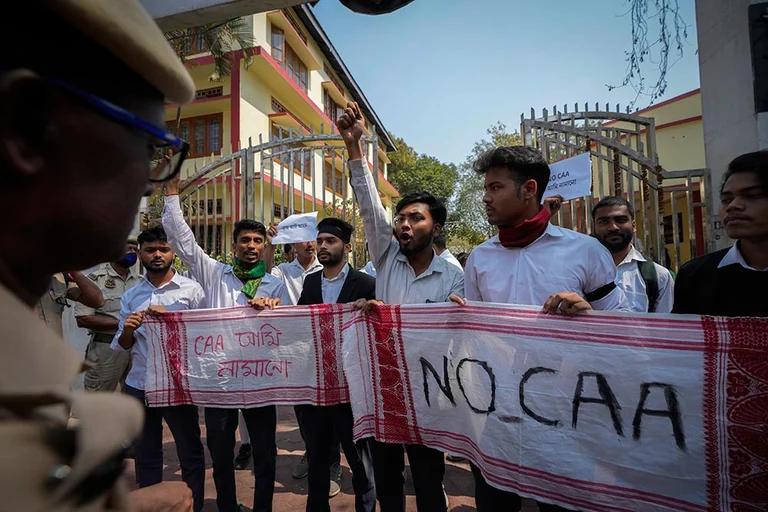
[543,152,592,200]
[271,211,318,244]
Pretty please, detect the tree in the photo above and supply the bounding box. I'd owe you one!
[609,0,690,108]
[448,122,522,247]
[387,135,458,204]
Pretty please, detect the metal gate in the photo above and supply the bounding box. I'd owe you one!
[521,104,715,270]
[144,129,381,268]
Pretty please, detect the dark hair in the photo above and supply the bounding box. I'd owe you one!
[591,196,635,220]
[233,219,266,242]
[138,226,168,246]
[433,231,447,249]
[395,192,447,226]
[456,251,470,267]
[722,150,768,194]
[283,243,293,253]
[473,146,551,202]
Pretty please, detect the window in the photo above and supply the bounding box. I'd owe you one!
[323,63,345,98]
[273,204,283,219]
[323,90,344,124]
[271,26,308,92]
[324,157,343,192]
[202,225,222,256]
[270,122,312,178]
[166,113,224,158]
[182,27,209,54]
[198,199,223,215]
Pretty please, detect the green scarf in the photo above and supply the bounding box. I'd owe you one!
[233,259,266,299]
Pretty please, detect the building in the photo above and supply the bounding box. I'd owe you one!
[152,4,398,259]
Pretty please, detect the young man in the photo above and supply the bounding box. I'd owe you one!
[75,238,143,392]
[462,146,628,512]
[432,232,463,270]
[295,217,377,512]
[112,227,207,511]
[163,173,290,512]
[338,102,464,512]
[0,0,195,508]
[592,196,675,313]
[673,151,768,316]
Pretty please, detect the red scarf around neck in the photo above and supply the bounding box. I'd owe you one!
[498,206,551,248]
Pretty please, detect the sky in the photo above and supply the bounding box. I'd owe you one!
[312,0,700,166]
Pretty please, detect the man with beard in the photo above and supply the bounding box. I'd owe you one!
[112,226,206,510]
[0,0,195,508]
[592,196,674,313]
[163,172,290,512]
[75,237,142,392]
[338,102,464,512]
[673,151,768,316]
[295,217,377,512]
[460,146,628,512]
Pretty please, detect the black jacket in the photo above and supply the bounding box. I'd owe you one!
[297,266,376,305]
[672,248,768,317]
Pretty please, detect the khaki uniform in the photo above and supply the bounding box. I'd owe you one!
[74,265,141,392]
[0,284,143,511]
[37,273,81,338]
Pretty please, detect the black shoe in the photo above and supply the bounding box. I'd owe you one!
[446,454,467,463]
[329,462,342,498]
[234,442,251,470]
[292,453,309,479]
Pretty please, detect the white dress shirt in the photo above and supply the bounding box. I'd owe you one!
[615,245,674,313]
[718,243,767,271]
[111,272,204,390]
[163,195,290,307]
[360,261,376,277]
[348,159,464,304]
[465,224,629,310]
[439,249,463,270]
[271,257,323,305]
[321,264,349,304]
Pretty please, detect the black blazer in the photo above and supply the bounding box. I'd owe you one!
[297,266,376,305]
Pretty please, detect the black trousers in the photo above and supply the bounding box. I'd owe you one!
[471,463,574,512]
[372,441,446,512]
[125,385,206,512]
[294,405,341,467]
[295,404,376,512]
[205,406,277,512]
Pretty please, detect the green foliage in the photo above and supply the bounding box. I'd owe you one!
[447,122,523,247]
[324,199,367,268]
[387,135,458,204]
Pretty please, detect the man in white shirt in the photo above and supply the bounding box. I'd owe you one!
[592,196,674,313]
[461,145,628,512]
[432,232,463,270]
[163,174,289,512]
[338,102,464,512]
[112,226,206,511]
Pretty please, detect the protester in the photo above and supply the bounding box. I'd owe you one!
[592,196,675,313]
[455,252,470,269]
[283,243,296,263]
[0,0,196,508]
[295,217,377,512]
[265,223,343,495]
[37,270,105,337]
[460,145,629,512]
[163,173,290,512]
[339,101,464,512]
[432,232,463,270]
[673,151,768,316]
[75,238,142,392]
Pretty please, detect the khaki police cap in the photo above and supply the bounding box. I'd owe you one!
[50,0,195,105]
[127,235,139,245]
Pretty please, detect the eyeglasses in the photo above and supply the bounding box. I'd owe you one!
[46,77,189,182]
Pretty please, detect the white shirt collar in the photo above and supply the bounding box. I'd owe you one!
[618,245,646,266]
[322,263,349,282]
[718,243,767,271]
[142,270,182,288]
[395,249,444,276]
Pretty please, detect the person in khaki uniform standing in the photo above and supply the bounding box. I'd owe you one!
[37,271,105,337]
[76,239,142,392]
[0,0,198,510]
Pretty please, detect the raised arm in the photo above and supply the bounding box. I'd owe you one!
[338,102,395,269]
[162,174,220,289]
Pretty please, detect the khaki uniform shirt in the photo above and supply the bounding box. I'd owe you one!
[74,265,141,336]
[37,273,81,337]
[0,284,142,511]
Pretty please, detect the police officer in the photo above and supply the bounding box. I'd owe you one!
[75,238,142,392]
[37,271,105,338]
[0,0,197,509]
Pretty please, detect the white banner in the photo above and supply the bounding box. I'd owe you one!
[271,211,318,245]
[144,303,768,512]
[543,152,592,200]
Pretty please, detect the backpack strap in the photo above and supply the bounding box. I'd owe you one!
[637,259,659,313]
